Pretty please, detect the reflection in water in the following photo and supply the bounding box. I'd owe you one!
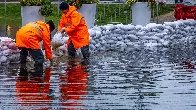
[15,65,52,109]
[0,46,195,109]
[59,58,89,109]
[87,50,161,109]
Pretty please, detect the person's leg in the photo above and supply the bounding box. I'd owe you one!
[81,45,90,59]
[19,65,28,77]
[20,48,28,64]
[17,66,29,81]
[68,41,76,57]
[28,49,44,70]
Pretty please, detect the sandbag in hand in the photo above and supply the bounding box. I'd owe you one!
[52,32,68,50]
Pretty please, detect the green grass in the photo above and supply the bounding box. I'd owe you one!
[0,4,175,26]
[97,4,132,25]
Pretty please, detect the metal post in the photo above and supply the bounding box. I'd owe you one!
[119,4,120,17]
[4,0,6,17]
[99,14,101,23]
[4,15,6,37]
[115,6,116,22]
[152,5,155,22]
[156,2,159,24]
[126,13,127,24]
[104,4,106,24]
[109,3,112,22]
[58,0,60,14]
[130,6,131,24]
[124,11,127,24]
[95,4,98,25]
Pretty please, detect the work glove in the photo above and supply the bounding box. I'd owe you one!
[60,27,65,33]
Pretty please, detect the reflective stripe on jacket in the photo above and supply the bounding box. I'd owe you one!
[16,21,53,60]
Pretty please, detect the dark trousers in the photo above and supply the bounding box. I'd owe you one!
[19,65,43,77]
[68,41,90,59]
[20,48,44,69]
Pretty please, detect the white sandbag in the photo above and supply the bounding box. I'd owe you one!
[126,42,134,46]
[53,44,67,57]
[105,24,117,30]
[1,46,8,51]
[127,34,138,40]
[105,30,111,35]
[0,37,13,42]
[95,30,101,38]
[111,35,118,41]
[113,28,122,33]
[135,25,143,30]
[136,31,146,36]
[8,54,18,62]
[95,43,101,47]
[127,24,135,30]
[7,42,17,50]
[2,49,12,56]
[92,26,102,32]
[90,44,96,50]
[0,56,8,63]
[117,36,123,41]
[126,30,137,34]
[52,32,68,50]
[88,29,96,37]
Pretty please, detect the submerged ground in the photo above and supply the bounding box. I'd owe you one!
[1,10,196,109]
[1,45,196,109]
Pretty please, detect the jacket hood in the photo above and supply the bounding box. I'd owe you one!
[64,6,77,17]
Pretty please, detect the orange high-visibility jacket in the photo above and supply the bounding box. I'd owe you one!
[58,6,90,49]
[16,21,52,60]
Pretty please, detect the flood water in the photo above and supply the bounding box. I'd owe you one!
[0,19,196,110]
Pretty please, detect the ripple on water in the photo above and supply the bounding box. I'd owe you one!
[0,46,196,109]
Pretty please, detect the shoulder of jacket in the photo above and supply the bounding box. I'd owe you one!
[71,11,82,17]
[36,22,50,34]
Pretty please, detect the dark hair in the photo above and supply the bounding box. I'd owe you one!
[46,20,55,32]
[59,2,69,10]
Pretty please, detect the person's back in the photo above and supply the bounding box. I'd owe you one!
[16,20,55,70]
[16,21,50,50]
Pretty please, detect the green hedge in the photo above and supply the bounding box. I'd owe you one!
[0,4,175,26]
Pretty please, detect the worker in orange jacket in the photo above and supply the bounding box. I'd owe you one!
[58,2,90,59]
[16,20,55,69]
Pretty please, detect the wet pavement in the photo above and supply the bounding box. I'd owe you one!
[0,20,196,110]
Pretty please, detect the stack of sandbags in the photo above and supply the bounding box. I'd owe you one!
[50,19,196,53]
[0,37,20,65]
[88,19,196,52]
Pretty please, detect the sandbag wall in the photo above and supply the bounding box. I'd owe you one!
[0,38,20,65]
[0,19,196,65]
[89,19,196,52]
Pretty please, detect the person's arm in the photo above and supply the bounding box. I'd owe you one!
[43,33,53,60]
[58,15,65,31]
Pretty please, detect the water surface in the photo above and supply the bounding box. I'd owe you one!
[0,19,196,110]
